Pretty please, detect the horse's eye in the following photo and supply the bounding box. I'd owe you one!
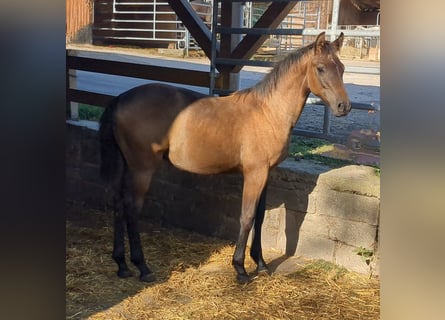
[317,65,326,73]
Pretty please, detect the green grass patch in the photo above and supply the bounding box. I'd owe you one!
[78,104,104,121]
[292,259,349,281]
[289,136,354,168]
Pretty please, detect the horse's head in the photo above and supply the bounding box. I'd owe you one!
[307,32,351,117]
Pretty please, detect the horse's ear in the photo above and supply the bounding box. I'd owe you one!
[314,32,326,54]
[332,32,344,52]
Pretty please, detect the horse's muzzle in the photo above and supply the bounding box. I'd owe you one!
[335,101,351,117]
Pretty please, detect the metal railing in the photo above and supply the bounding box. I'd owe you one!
[98,0,188,47]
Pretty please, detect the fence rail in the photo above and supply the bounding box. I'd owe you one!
[66,50,222,110]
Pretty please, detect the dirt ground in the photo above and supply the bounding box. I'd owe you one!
[66,202,379,320]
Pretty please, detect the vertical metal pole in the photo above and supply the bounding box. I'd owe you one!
[323,0,341,136]
[209,0,219,96]
[330,0,340,40]
[184,29,190,56]
[153,0,157,40]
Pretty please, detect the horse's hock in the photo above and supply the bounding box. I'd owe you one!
[67,121,380,275]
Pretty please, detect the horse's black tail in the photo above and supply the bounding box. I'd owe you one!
[99,97,124,187]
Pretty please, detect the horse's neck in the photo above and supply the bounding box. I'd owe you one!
[263,60,310,128]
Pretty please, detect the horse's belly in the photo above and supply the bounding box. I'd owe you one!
[168,144,238,175]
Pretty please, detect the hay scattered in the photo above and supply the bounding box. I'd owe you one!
[66,203,379,320]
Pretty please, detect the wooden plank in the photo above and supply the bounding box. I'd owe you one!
[66,54,222,89]
[67,55,213,87]
[67,89,115,108]
[166,0,215,60]
[228,1,299,73]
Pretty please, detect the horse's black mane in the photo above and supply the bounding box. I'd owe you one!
[255,43,315,97]
[238,42,319,98]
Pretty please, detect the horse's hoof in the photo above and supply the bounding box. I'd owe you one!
[140,272,156,283]
[117,269,133,278]
[236,273,252,284]
[255,265,270,276]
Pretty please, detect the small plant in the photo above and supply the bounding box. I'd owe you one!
[78,104,104,121]
[354,246,374,266]
[294,259,348,281]
[288,136,354,168]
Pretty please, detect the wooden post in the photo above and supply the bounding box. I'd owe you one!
[229,2,243,90]
[219,1,243,92]
[67,50,79,120]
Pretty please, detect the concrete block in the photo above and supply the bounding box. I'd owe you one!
[267,186,311,214]
[66,167,81,181]
[299,213,331,238]
[316,189,380,225]
[306,191,317,214]
[216,215,239,240]
[79,163,101,183]
[260,205,285,250]
[317,165,380,198]
[81,181,109,209]
[66,141,81,168]
[334,243,373,274]
[295,232,336,262]
[328,219,377,248]
[283,210,306,255]
[65,177,84,203]
[81,135,100,165]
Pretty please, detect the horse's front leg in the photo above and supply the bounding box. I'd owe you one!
[232,168,268,283]
[250,184,269,275]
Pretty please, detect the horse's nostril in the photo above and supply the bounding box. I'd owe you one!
[338,102,351,113]
[338,102,345,112]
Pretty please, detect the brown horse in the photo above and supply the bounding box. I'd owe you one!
[100,83,206,282]
[100,31,350,283]
[158,31,350,283]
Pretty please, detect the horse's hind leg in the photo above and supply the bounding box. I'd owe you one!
[124,168,157,282]
[112,182,133,278]
[250,184,269,275]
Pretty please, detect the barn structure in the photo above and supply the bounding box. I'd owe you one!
[67,1,380,58]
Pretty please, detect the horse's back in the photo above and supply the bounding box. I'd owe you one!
[113,83,206,168]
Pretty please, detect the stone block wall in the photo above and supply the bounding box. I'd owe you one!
[67,121,380,275]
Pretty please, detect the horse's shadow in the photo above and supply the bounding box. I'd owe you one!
[144,159,318,276]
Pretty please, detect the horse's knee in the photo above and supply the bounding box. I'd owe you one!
[239,215,254,232]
